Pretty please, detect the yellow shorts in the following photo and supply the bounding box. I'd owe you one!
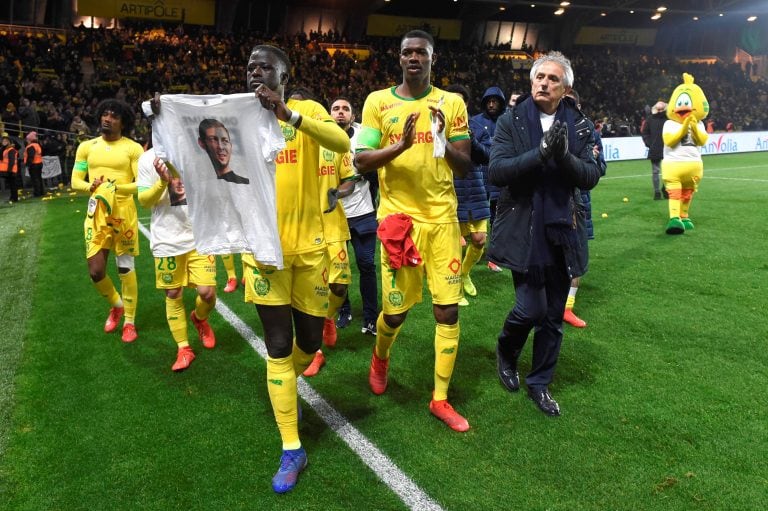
[84,199,140,259]
[327,240,351,285]
[243,249,329,317]
[460,218,488,238]
[154,250,217,289]
[380,221,462,314]
[661,160,703,191]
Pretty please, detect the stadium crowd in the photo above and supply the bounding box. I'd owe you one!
[1,23,767,160]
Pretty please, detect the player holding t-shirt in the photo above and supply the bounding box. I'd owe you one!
[303,147,356,376]
[137,148,217,372]
[71,99,143,343]
[243,45,350,494]
[355,30,474,432]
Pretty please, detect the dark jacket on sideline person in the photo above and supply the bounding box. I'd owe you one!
[487,94,602,279]
[641,110,666,161]
[470,87,505,203]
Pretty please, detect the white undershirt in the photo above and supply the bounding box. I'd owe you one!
[540,111,556,133]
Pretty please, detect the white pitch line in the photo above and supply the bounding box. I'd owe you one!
[137,222,444,511]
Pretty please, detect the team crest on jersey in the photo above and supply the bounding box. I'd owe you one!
[281,124,297,142]
[254,277,271,296]
[389,116,399,125]
[162,273,173,284]
[388,290,403,307]
[322,149,334,162]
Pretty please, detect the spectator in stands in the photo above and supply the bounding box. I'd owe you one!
[641,101,667,200]
[18,98,40,130]
[69,114,90,135]
[2,103,19,131]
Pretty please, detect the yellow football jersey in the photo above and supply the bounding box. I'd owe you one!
[319,147,354,243]
[357,85,469,223]
[248,98,350,260]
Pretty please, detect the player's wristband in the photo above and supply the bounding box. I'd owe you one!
[288,110,301,127]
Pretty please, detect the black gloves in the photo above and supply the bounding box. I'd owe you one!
[324,188,339,213]
[539,121,558,160]
[552,122,568,160]
[539,120,569,161]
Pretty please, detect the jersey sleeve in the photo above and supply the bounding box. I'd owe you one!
[336,151,355,182]
[445,94,470,143]
[357,93,383,151]
[70,141,91,192]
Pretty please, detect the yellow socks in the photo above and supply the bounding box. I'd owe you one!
[327,291,345,320]
[221,254,237,279]
[374,312,401,360]
[565,287,578,310]
[194,294,215,321]
[94,276,122,307]
[118,270,138,324]
[292,340,316,376]
[434,322,460,401]
[461,243,484,277]
[165,296,189,348]
[266,355,301,450]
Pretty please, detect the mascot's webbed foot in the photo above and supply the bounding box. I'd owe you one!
[681,218,694,230]
[666,217,685,235]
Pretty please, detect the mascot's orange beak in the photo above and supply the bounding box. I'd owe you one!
[675,107,693,119]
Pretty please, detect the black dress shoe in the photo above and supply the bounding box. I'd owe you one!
[496,345,520,392]
[527,387,561,416]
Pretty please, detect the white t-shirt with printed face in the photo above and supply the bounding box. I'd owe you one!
[137,148,196,257]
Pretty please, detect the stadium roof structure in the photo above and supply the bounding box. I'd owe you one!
[292,0,766,27]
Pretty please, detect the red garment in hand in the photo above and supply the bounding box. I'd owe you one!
[377,213,422,270]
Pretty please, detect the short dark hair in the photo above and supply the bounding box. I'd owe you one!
[288,87,317,101]
[198,119,228,140]
[445,84,470,104]
[96,99,135,137]
[331,96,354,112]
[251,45,291,74]
[402,30,434,48]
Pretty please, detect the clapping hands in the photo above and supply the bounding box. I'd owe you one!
[539,121,569,161]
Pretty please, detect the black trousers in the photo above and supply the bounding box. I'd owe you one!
[497,266,570,390]
[28,163,43,196]
[4,173,19,202]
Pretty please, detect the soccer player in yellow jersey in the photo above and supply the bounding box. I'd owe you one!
[303,147,357,377]
[71,99,144,343]
[355,30,474,432]
[137,148,217,372]
[243,45,350,494]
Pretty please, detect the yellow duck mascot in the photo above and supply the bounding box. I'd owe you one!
[662,73,709,234]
